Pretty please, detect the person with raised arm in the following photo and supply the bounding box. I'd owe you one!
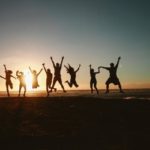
[3,64,16,97]
[64,64,81,88]
[16,70,26,97]
[89,64,100,95]
[99,56,124,93]
[42,63,57,96]
[50,56,66,92]
[29,66,43,89]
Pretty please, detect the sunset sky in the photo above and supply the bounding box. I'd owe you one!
[0,0,149,91]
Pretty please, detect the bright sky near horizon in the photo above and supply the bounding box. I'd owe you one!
[0,0,149,91]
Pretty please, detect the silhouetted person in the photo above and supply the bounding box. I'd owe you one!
[99,57,124,93]
[3,64,16,97]
[50,56,66,92]
[42,63,57,96]
[64,64,81,88]
[89,64,100,95]
[29,67,43,89]
[16,71,26,97]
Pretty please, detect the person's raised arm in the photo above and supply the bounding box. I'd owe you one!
[75,64,81,73]
[50,57,55,68]
[95,67,100,74]
[16,71,19,77]
[3,64,7,72]
[37,68,43,76]
[42,63,47,73]
[89,64,92,70]
[29,67,33,73]
[11,75,16,79]
[60,56,64,69]
[115,56,121,68]
[0,75,5,80]
[64,65,68,70]
[99,66,109,70]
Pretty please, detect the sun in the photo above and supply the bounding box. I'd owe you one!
[24,69,32,91]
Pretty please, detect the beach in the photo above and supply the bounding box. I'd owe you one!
[0,89,150,149]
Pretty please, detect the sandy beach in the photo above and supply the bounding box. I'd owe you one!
[0,89,150,149]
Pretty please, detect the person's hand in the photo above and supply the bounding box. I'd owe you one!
[42,63,45,66]
[3,64,6,67]
[89,64,91,67]
[118,56,121,60]
[79,64,81,67]
[50,57,52,59]
[62,56,64,59]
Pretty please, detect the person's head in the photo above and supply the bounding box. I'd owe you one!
[110,63,114,68]
[56,63,59,67]
[33,70,37,74]
[69,66,74,72]
[8,70,13,74]
[47,69,51,73]
[20,72,24,76]
[91,68,94,73]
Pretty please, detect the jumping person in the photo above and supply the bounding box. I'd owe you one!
[64,64,81,88]
[29,66,43,89]
[89,64,100,95]
[16,71,26,97]
[50,56,66,92]
[3,64,16,97]
[42,63,56,96]
[99,56,124,93]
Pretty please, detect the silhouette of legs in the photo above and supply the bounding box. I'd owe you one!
[65,80,73,87]
[90,81,93,93]
[18,85,26,97]
[51,77,66,92]
[6,84,10,97]
[18,86,21,97]
[65,80,79,88]
[118,82,124,93]
[94,82,99,95]
[105,83,109,93]
[90,81,99,95]
[105,78,124,93]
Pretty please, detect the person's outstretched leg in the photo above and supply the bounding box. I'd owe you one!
[90,81,93,93]
[105,83,109,93]
[46,83,49,96]
[65,80,72,87]
[18,86,21,97]
[6,84,10,97]
[94,82,99,95]
[118,82,124,93]
[73,81,79,88]
[50,78,57,92]
[58,78,66,92]
[24,86,26,97]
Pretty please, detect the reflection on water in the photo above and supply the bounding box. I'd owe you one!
[124,96,136,100]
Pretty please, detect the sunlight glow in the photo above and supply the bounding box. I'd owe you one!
[24,70,32,91]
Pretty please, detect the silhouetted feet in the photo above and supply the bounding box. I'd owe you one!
[105,90,109,94]
[120,90,124,93]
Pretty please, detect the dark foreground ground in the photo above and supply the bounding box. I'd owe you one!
[0,91,150,149]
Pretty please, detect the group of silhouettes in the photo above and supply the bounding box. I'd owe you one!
[0,56,124,97]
